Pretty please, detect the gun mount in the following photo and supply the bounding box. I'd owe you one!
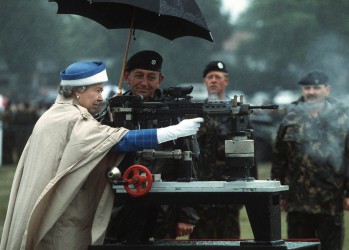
[104,86,278,181]
[97,87,320,249]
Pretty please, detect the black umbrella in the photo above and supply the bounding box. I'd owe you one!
[50,0,214,93]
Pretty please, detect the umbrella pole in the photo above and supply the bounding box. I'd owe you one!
[117,11,135,96]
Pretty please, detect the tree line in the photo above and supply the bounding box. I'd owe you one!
[1,0,349,101]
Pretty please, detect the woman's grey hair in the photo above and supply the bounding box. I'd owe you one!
[58,85,87,98]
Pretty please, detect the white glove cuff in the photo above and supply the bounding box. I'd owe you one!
[157,126,178,144]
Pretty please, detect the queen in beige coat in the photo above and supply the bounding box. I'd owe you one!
[0,61,203,250]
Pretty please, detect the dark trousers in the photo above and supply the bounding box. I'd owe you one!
[105,196,160,243]
[287,211,344,250]
[190,205,241,239]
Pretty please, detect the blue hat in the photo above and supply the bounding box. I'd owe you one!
[60,61,108,86]
[298,70,329,85]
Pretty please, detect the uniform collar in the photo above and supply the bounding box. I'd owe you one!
[123,89,163,101]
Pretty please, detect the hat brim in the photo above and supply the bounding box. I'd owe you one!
[60,69,108,86]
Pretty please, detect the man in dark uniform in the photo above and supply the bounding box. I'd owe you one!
[12,101,38,161]
[271,70,349,250]
[191,61,245,239]
[105,50,199,243]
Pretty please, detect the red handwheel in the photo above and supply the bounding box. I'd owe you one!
[123,164,153,197]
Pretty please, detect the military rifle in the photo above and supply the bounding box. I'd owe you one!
[104,86,277,130]
[104,86,278,181]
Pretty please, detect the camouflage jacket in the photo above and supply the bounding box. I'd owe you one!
[197,114,232,181]
[271,97,349,215]
[197,98,256,181]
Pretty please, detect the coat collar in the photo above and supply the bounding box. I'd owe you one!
[54,94,92,118]
[55,94,78,105]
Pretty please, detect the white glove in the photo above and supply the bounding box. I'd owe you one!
[157,117,204,144]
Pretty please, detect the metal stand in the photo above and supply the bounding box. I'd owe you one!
[97,94,320,249]
[89,180,320,249]
[92,240,320,249]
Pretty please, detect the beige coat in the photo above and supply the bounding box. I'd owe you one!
[0,95,128,250]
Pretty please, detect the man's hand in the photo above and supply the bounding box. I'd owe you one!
[176,222,195,237]
[280,199,286,211]
[343,197,349,210]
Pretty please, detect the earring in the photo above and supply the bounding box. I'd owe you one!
[76,95,80,99]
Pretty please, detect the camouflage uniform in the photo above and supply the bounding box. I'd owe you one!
[271,96,349,250]
[105,89,199,243]
[190,98,246,239]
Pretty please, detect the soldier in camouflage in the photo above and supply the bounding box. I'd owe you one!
[190,61,243,239]
[271,70,349,250]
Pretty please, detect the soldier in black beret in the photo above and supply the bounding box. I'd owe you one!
[191,60,243,240]
[202,61,230,101]
[106,51,199,243]
[272,70,349,250]
[123,50,165,100]
[297,70,331,107]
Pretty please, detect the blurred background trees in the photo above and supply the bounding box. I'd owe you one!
[233,0,349,98]
[0,0,233,102]
[1,0,349,102]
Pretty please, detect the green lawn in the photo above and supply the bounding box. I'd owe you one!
[1,163,348,249]
[0,165,16,236]
[240,162,349,250]
[239,162,287,239]
[240,161,286,238]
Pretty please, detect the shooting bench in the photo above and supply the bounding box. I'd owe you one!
[89,179,320,250]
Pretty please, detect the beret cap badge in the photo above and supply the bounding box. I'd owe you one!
[298,70,329,86]
[203,60,228,77]
[125,50,163,72]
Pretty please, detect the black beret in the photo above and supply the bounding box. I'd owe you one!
[203,61,228,77]
[125,50,163,72]
[298,70,329,85]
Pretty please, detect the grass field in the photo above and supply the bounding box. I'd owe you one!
[1,163,348,248]
[0,165,16,236]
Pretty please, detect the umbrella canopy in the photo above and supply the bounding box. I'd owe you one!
[50,0,213,42]
[50,0,214,93]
